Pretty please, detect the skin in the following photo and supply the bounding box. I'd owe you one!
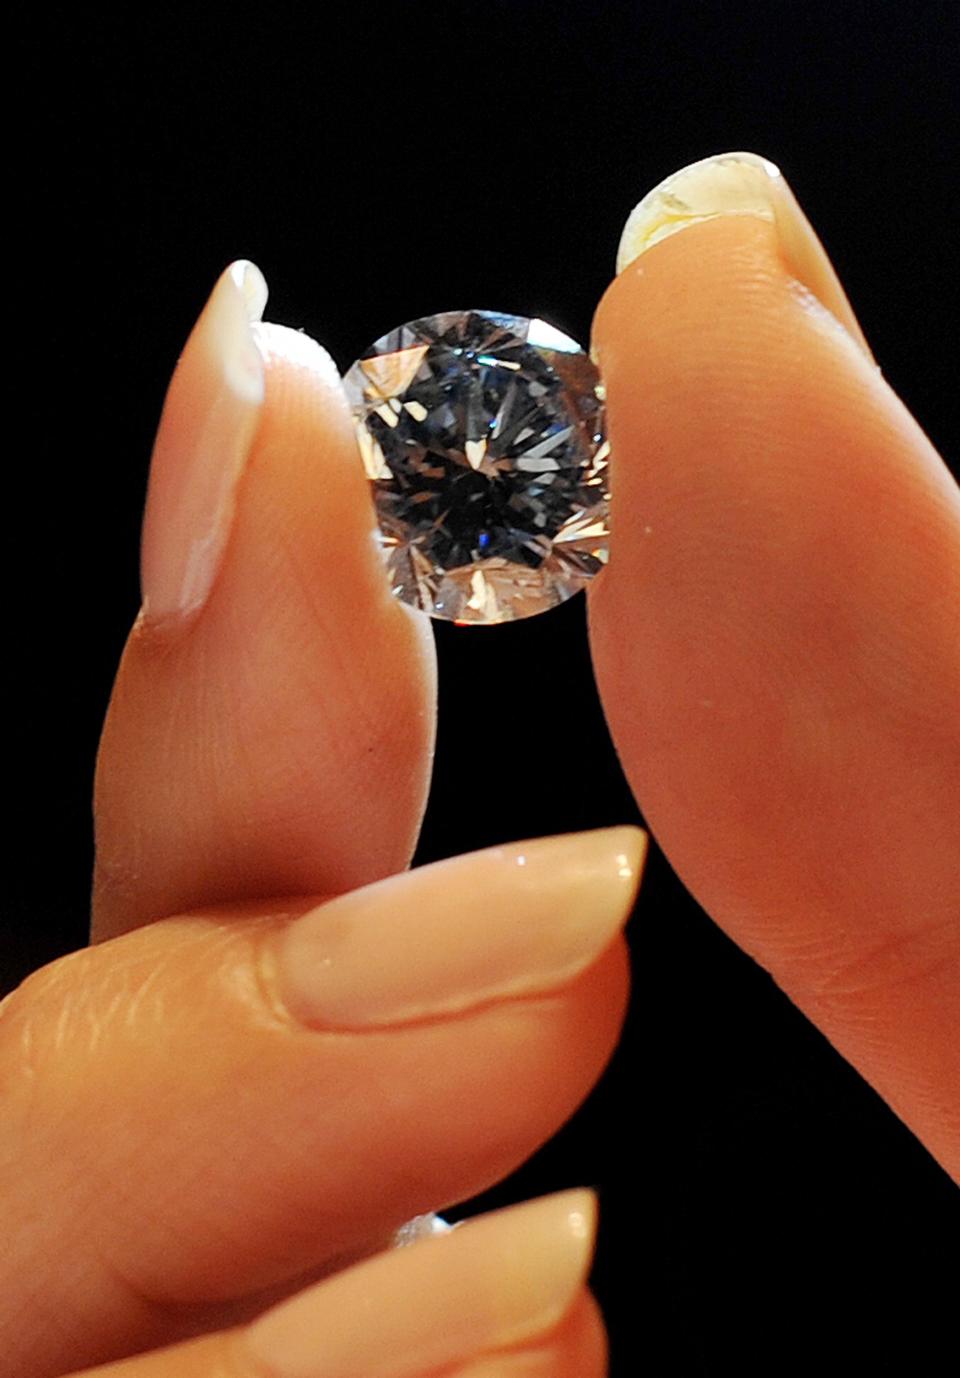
[1,207,958,1377]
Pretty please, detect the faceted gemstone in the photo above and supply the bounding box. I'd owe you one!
[342,309,609,624]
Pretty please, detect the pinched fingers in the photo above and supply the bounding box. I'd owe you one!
[93,265,436,941]
[1,828,642,1376]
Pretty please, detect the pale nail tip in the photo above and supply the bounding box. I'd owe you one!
[555,1184,597,1210]
[701,149,782,179]
[615,150,786,274]
[223,347,266,405]
[569,1205,591,1238]
[228,258,269,322]
[604,823,647,872]
[503,1188,597,1243]
[507,823,645,874]
[564,1188,598,1239]
[209,269,266,402]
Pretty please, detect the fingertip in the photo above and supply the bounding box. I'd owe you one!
[229,258,269,322]
[254,319,344,391]
[587,194,960,1180]
[606,149,871,358]
[95,305,437,936]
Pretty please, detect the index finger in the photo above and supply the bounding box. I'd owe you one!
[588,154,960,1179]
[92,268,436,940]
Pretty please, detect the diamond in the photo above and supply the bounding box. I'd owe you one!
[342,309,610,624]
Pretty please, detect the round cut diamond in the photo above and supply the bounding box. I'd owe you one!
[343,309,609,624]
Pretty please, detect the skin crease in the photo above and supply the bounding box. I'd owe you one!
[3,190,958,1376]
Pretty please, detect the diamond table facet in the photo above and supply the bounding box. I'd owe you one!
[342,309,610,625]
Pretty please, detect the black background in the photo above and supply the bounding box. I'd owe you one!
[9,4,960,1374]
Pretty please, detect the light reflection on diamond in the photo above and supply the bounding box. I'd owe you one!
[342,309,610,625]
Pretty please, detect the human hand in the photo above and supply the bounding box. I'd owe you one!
[2,251,637,1377]
[588,154,960,1185]
[2,152,957,1378]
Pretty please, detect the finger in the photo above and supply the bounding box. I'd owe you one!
[588,152,960,1177]
[69,1194,606,1378]
[92,262,436,940]
[2,829,640,1376]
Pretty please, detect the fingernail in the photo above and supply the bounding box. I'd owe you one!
[273,826,646,1029]
[245,1190,596,1378]
[140,259,268,624]
[615,151,871,358]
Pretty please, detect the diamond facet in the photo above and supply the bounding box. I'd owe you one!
[342,309,609,624]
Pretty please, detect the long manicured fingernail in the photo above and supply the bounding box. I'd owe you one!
[274,826,646,1028]
[245,1190,596,1378]
[614,151,871,358]
[140,259,268,624]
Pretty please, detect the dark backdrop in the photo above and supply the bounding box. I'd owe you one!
[9,4,960,1374]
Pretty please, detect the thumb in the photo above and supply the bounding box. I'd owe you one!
[588,152,960,1179]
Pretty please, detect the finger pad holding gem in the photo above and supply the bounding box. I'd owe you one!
[342,309,610,625]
